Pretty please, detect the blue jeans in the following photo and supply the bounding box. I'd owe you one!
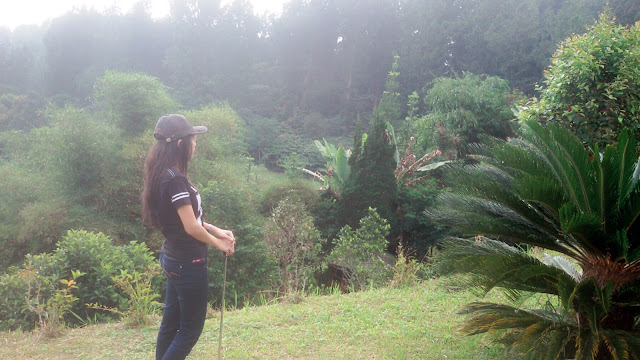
[156,253,208,360]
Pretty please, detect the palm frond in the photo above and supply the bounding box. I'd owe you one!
[620,181,640,247]
[517,173,566,215]
[601,329,629,360]
[545,329,575,360]
[458,302,574,358]
[575,327,600,360]
[620,331,640,360]
[429,194,567,254]
[489,139,556,180]
[558,205,605,250]
[519,121,595,213]
[435,238,577,298]
[612,129,637,205]
[541,253,582,282]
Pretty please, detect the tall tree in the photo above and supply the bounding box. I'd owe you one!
[340,63,400,237]
[335,0,402,120]
[270,0,340,115]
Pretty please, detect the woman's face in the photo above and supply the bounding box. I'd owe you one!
[190,136,197,155]
[178,136,196,159]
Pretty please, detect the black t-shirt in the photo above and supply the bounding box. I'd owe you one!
[157,168,207,261]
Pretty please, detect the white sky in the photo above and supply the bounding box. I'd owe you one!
[1,0,290,30]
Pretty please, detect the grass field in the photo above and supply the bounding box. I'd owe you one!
[0,278,516,360]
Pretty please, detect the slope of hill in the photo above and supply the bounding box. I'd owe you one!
[1,278,511,359]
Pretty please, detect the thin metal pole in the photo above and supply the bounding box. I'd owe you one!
[218,255,228,360]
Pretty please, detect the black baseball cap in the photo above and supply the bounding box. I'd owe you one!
[154,114,207,143]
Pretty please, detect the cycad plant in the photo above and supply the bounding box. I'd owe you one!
[431,121,640,359]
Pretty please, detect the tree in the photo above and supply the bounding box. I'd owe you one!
[340,62,400,234]
[414,72,519,159]
[431,121,640,359]
[93,70,178,136]
[334,0,402,120]
[518,12,640,147]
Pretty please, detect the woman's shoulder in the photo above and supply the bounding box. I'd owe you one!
[160,168,187,183]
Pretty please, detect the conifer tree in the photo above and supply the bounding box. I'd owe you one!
[339,62,400,238]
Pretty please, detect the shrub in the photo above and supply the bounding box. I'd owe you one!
[327,208,395,290]
[260,179,319,215]
[200,177,278,308]
[207,223,278,308]
[22,262,83,339]
[0,261,82,333]
[518,12,640,146]
[28,230,156,323]
[110,265,162,328]
[264,198,323,294]
[390,245,425,288]
[0,266,38,331]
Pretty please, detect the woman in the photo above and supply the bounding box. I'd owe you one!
[141,114,235,360]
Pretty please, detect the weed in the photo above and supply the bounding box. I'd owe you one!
[21,263,84,340]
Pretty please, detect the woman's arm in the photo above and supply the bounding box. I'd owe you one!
[203,221,235,242]
[176,205,234,255]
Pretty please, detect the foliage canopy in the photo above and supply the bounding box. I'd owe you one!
[519,13,640,146]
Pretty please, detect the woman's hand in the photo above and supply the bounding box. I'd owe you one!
[204,222,235,256]
[177,208,236,255]
[205,223,235,241]
[220,230,235,257]
[222,240,235,256]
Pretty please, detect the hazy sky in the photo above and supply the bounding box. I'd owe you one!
[1,0,290,30]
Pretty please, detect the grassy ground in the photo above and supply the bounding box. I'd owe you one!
[0,278,514,360]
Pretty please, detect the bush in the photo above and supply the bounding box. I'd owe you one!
[264,198,322,294]
[390,245,426,288]
[109,265,162,328]
[0,261,82,333]
[260,179,319,215]
[200,177,279,308]
[27,230,156,323]
[0,266,38,330]
[397,182,446,260]
[327,208,395,290]
[207,223,278,308]
[518,12,640,146]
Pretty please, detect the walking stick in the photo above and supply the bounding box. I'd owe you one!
[218,255,228,360]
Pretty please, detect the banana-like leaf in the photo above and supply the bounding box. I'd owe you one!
[416,161,450,172]
[334,146,350,187]
[385,122,400,164]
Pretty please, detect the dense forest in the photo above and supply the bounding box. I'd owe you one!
[2,0,638,132]
[1,1,640,357]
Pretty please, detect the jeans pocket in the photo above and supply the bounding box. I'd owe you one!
[161,259,182,280]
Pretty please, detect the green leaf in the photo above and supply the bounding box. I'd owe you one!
[416,161,450,172]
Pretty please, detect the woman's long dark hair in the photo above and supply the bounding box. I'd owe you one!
[141,135,194,228]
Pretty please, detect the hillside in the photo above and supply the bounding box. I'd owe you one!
[0,278,514,359]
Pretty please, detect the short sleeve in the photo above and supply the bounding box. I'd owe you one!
[166,176,192,209]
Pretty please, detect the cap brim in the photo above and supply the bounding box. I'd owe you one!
[192,125,208,134]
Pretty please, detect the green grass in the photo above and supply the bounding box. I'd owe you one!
[0,278,514,359]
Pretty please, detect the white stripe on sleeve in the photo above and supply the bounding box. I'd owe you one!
[171,193,190,203]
